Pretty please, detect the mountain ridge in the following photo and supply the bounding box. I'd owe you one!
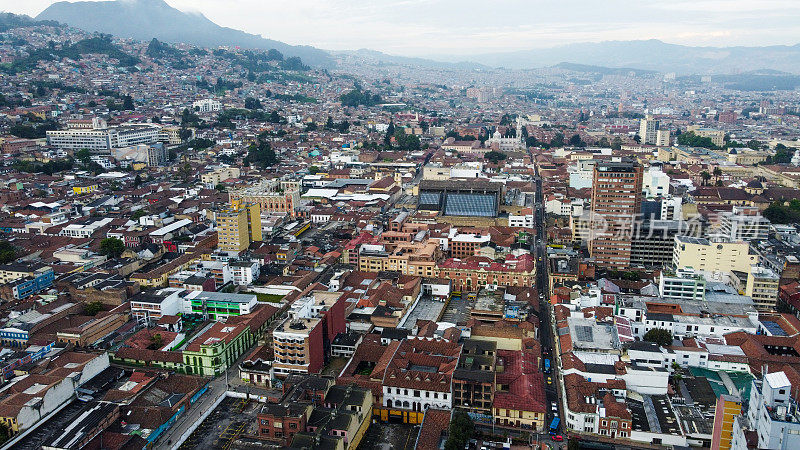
[35,0,334,67]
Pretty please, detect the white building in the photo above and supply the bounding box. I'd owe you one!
[192,98,222,113]
[718,207,771,242]
[732,371,800,450]
[129,288,183,324]
[59,218,114,238]
[659,268,706,301]
[643,166,670,199]
[230,260,260,286]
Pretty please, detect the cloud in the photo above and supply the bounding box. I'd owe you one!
[12,0,800,56]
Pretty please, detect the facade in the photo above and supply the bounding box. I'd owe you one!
[673,236,758,274]
[746,265,780,311]
[731,371,800,450]
[711,394,741,450]
[718,207,770,242]
[46,125,160,151]
[379,337,461,424]
[192,98,221,112]
[183,291,258,321]
[217,203,262,253]
[659,268,706,301]
[229,180,301,218]
[589,160,644,268]
[639,116,659,145]
[272,291,345,378]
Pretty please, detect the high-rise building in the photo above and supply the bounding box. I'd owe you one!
[589,160,643,268]
[746,265,780,311]
[711,394,741,450]
[217,203,262,253]
[639,115,659,145]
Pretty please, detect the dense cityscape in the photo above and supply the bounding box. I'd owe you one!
[0,2,800,450]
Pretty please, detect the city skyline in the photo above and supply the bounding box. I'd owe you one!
[7,0,800,57]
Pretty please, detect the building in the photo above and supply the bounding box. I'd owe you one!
[272,291,345,378]
[229,180,301,218]
[192,98,221,112]
[731,371,800,450]
[659,268,706,301]
[183,291,258,321]
[718,207,770,242]
[746,265,779,311]
[418,179,502,218]
[639,116,659,145]
[589,160,644,268]
[452,339,496,415]
[182,320,251,377]
[379,337,461,424]
[711,394,741,450]
[673,236,758,274]
[46,124,161,151]
[0,263,54,300]
[129,289,183,324]
[687,125,725,148]
[201,166,240,187]
[217,203,262,253]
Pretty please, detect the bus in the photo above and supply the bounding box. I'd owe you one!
[549,417,560,434]
[544,358,551,373]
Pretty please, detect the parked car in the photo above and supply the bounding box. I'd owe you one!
[552,435,564,442]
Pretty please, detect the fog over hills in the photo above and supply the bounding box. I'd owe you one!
[34,0,800,75]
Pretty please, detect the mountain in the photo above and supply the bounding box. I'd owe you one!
[338,49,489,71]
[431,39,800,75]
[36,0,334,67]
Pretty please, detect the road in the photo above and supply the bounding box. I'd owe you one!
[528,150,564,448]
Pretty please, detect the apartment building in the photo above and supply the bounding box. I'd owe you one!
[272,291,345,378]
[217,203,262,253]
[229,180,301,217]
[589,160,644,268]
[673,236,758,274]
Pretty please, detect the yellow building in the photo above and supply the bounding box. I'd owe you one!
[217,203,262,253]
[711,394,741,450]
[672,236,758,274]
[687,125,725,148]
[72,183,99,195]
[746,265,780,311]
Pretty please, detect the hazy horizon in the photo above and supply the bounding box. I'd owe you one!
[6,0,800,58]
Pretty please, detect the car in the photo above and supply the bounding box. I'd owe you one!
[551,401,558,412]
[552,435,564,442]
[547,376,553,385]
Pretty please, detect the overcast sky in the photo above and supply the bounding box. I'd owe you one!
[7,0,800,56]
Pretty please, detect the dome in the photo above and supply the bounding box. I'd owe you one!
[747,180,763,189]
[728,149,738,154]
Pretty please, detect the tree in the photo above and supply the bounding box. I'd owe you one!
[384,121,395,146]
[644,328,673,347]
[122,94,134,111]
[244,140,278,168]
[84,301,103,316]
[569,134,585,147]
[443,411,474,450]
[100,237,125,258]
[244,97,263,110]
[215,183,227,192]
[611,136,623,150]
[550,132,565,148]
[134,174,142,188]
[308,166,321,175]
[0,241,16,264]
[700,171,712,186]
[677,131,716,149]
[484,151,508,163]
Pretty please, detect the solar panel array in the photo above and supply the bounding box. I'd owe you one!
[575,325,594,342]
